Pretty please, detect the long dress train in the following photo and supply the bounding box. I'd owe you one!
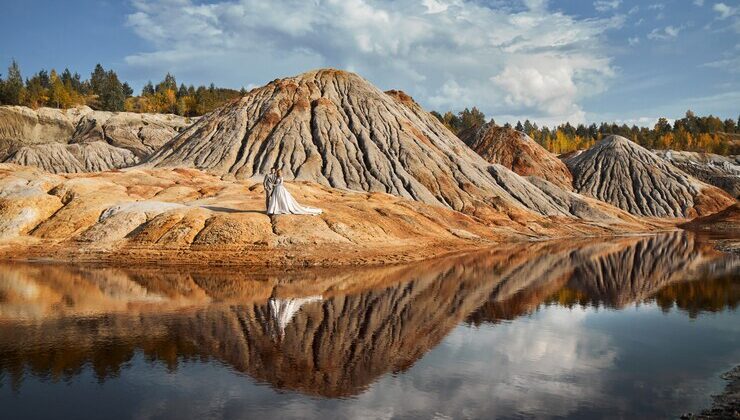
[267,177,323,215]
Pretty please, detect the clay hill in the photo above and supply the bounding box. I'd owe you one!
[458,122,573,190]
[654,150,740,198]
[563,135,735,218]
[0,105,192,173]
[145,69,629,222]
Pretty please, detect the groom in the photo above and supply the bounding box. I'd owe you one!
[263,167,278,211]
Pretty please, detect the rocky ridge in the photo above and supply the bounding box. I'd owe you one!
[563,135,735,218]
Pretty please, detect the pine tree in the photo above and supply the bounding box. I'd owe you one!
[177,83,188,99]
[523,119,534,135]
[0,60,25,105]
[142,81,155,96]
[158,73,177,92]
[90,64,107,96]
[98,70,125,111]
[122,82,134,98]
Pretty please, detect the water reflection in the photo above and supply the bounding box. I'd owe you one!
[0,231,738,415]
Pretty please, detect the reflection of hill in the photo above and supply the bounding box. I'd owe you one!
[0,232,737,396]
[467,232,738,323]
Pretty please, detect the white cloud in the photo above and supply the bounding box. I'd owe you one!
[491,54,613,123]
[702,56,740,73]
[693,0,704,5]
[124,0,621,125]
[648,3,666,19]
[647,25,682,40]
[628,36,640,45]
[594,0,621,12]
[422,0,453,14]
[713,3,736,19]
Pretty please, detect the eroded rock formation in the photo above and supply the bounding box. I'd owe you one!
[146,69,618,221]
[564,135,735,218]
[654,150,740,198]
[0,105,192,172]
[458,122,573,190]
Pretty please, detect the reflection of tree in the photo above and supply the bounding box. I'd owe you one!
[0,232,736,397]
[652,275,739,318]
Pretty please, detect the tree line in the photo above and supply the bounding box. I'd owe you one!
[432,108,739,155]
[0,60,243,116]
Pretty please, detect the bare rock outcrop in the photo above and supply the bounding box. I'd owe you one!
[0,164,657,267]
[564,135,735,218]
[459,122,573,190]
[5,141,137,173]
[71,111,193,158]
[654,150,740,198]
[146,69,606,220]
[0,105,192,172]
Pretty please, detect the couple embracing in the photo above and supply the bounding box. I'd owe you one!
[263,168,323,216]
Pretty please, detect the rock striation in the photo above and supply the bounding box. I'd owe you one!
[6,141,137,173]
[146,69,612,220]
[458,122,573,190]
[0,105,192,173]
[654,150,740,198]
[563,135,735,218]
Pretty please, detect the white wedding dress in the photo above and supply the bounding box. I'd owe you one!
[267,177,323,215]
[267,296,323,339]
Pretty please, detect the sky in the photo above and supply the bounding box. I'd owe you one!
[0,0,737,126]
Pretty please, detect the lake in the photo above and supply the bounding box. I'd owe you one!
[0,231,738,419]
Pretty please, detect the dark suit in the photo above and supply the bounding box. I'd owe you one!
[263,173,277,211]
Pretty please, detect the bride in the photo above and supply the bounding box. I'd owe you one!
[267,169,323,215]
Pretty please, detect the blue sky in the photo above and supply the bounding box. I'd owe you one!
[0,0,737,126]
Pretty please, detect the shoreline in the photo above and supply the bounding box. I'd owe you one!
[686,365,740,419]
[0,229,692,269]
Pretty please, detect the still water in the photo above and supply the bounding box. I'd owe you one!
[0,231,738,419]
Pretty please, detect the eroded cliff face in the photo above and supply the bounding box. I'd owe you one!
[0,105,192,173]
[458,123,573,190]
[0,232,735,396]
[145,69,627,221]
[564,135,735,218]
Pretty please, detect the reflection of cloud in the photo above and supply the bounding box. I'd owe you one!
[112,306,617,419]
[404,307,616,418]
